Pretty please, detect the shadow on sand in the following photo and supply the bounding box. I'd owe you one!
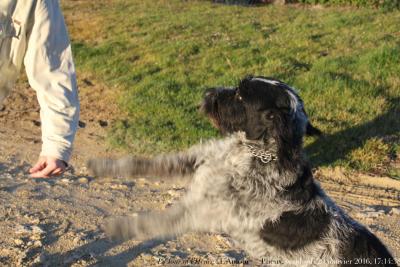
[44,236,167,267]
[305,97,400,171]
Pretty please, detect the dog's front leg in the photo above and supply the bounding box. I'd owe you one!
[87,152,200,178]
[104,204,193,241]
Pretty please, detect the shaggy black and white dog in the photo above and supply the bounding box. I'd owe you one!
[88,76,397,266]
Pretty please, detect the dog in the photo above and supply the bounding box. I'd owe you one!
[88,76,397,266]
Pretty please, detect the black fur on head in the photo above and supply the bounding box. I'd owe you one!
[201,75,321,169]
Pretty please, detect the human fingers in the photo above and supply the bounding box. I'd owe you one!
[30,163,55,178]
[29,159,46,173]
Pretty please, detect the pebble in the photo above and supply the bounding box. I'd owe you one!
[30,218,40,225]
[33,253,46,264]
[31,120,41,127]
[138,179,150,187]
[17,251,27,265]
[33,241,42,247]
[390,207,400,216]
[24,214,40,224]
[28,110,39,117]
[30,234,41,241]
[78,177,89,184]
[15,225,30,234]
[15,225,44,235]
[167,190,179,197]
[61,178,71,184]
[31,226,44,234]
[98,120,108,127]
[14,239,24,246]
[73,236,82,245]
[78,120,86,128]
[110,183,129,190]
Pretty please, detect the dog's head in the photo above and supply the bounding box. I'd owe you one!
[201,75,321,148]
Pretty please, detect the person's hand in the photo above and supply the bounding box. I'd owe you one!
[29,156,67,178]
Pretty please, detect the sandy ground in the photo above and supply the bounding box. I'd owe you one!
[0,80,399,267]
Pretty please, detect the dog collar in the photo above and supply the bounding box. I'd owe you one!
[244,144,278,164]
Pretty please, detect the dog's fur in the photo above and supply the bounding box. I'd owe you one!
[88,76,397,266]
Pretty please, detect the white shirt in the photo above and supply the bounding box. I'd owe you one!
[0,0,80,162]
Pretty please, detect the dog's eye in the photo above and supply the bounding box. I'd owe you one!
[262,111,274,120]
[235,91,243,101]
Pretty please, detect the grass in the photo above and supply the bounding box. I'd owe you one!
[62,0,400,178]
[297,0,400,9]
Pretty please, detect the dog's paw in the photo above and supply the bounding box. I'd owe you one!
[102,216,139,241]
[87,158,112,177]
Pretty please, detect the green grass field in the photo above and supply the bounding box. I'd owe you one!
[63,0,400,178]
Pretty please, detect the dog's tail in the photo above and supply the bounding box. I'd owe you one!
[87,153,198,179]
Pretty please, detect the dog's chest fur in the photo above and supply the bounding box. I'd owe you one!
[181,134,302,252]
[175,134,346,264]
[188,134,279,208]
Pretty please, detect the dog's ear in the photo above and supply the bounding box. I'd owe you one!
[276,95,292,112]
[305,122,322,136]
[300,106,322,136]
